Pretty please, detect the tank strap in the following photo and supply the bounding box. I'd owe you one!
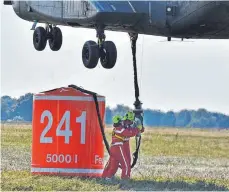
[68,84,110,155]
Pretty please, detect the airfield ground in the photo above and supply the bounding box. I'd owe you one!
[1,124,229,191]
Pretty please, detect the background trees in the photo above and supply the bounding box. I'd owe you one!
[1,94,229,128]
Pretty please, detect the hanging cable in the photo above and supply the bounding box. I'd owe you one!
[130,33,140,107]
[128,32,144,169]
[68,84,110,155]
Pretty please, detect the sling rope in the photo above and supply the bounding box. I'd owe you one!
[130,33,140,106]
[68,84,110,155]
[129,33,143,169]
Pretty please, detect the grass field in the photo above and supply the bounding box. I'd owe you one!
[1,124,229,191]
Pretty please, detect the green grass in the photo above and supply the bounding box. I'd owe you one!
[1,125,229,158]
[2,171,229,191]
[1,125,32,148]
[1,124,229,191]
[140,133,229,158]
[106,127,229,158]
[1,171,121,191]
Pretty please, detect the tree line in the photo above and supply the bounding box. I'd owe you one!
[1,93,229,128]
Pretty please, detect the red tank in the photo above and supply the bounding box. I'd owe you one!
[31,87,105,177]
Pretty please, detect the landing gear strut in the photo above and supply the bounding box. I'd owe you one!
[33,24,62,51]
[82,26,117,69]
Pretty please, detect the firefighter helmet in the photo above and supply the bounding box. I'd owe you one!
[123,111,135,121]
[112,115,122,124]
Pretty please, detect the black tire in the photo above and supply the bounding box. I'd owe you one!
[49,27,62,51]
[33,27,47,51]
[100,41,117,69]
[82,41,99,69]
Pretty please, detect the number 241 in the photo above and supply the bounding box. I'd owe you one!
[40,110,86,144]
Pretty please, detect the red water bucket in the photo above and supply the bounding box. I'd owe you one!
[31,87,105,177]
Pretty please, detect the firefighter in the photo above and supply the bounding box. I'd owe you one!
[122,111,145,172]
[101,114,122,179]
[102,114,142,180]
[122,111,135,167]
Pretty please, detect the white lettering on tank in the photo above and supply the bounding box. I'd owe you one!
[46,154,78,164]
[95,155,103,165]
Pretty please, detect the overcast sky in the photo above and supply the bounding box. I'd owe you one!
[1,5,229,115]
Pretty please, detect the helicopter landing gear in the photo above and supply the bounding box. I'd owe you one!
[82,26,117,69]
[33,24,62,51]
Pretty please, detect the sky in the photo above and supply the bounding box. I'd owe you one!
[1,4,229,115]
